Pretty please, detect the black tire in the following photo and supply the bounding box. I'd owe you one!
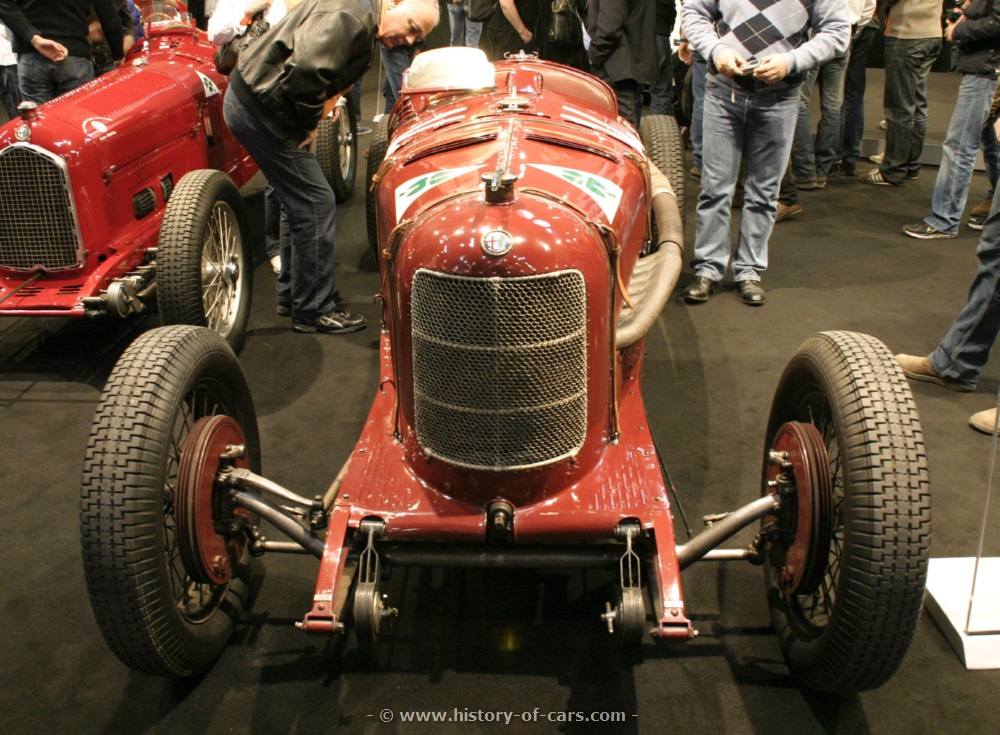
[365,118,390,258]
[80,325,261,677]
[762,331,930,693]
[639,113,686,224]
[316,95,358,203]
[157,170,252,353]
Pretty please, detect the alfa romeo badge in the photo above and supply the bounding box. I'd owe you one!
[481,229,513,257]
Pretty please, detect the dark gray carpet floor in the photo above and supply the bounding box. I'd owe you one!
[2,71,999,734]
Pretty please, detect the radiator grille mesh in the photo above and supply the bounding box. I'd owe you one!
[0,145,82,271]
[411,269,588,470]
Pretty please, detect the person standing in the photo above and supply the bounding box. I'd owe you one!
[587,0,656,130]
[901,0,1000,238]
[224,0,439,334]
[1,20,20,119]
[481,0,539,61]
[858,0,942,186]
[680,0,849,306]
[0,0,124,103]
[838,0,878,177]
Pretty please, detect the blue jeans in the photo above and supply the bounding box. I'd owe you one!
[692,81,799,283]
[791,53,847,178]
[380,44,415,115]
[448,1,483,47]
[1,63,20,119]
[924,74,1000,235]
[840,24,877,166]
[650,34,674,116]
[690,53,707,171]
[17,52,94,104]
[880,36,941,184]
[931,188,1000,388]
[263,181,287,260]
[223,86,339,320]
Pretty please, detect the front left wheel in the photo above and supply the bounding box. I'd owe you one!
[80,325,261,677]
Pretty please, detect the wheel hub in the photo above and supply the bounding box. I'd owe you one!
[175,415,249,586]
[764,421,834,596]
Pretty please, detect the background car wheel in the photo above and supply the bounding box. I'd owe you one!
[80,325,261,677]
[761,331,930,693]
[158,170,252,353]
[316,94,358,203]
[639,113,686,225]
[365,118,390,258]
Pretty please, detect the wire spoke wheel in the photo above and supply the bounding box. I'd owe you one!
[761,331,930,693]
[158,170,252,353]
[81,326,260,677]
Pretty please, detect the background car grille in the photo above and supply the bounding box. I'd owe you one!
[0,145,83,271]
[411,269,588,471]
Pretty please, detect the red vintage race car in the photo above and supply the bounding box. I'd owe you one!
[79,48,930,694]
[0,1,357,351]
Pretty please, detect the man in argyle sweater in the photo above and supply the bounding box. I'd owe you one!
[681,0,849,306]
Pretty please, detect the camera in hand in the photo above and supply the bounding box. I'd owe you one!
[740,59,761,75]
[944,0,964,22]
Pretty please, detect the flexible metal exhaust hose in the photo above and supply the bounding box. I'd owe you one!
[616,162,684,349]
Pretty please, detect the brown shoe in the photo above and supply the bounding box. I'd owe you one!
[895,354,974,392]
[776,202,803,222]
[970,407,1000,435]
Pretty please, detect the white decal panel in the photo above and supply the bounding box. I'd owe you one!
[394,166,481,222]
[529,164,623,223]
[196,71,221,98]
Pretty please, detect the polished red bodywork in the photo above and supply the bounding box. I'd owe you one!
[302,53,691,639]
[0,6,256,316]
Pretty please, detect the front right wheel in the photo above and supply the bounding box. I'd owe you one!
[761,331,930,693]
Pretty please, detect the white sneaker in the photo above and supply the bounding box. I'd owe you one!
[270,255,281,274]
[869,152,884,164]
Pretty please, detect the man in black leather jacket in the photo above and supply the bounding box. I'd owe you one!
[901,0,1000,240]
[225,0,439,334]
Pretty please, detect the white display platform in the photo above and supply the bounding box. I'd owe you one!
[924,557,1000,670]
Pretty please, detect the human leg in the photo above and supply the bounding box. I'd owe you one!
[813,53,846,177]
[930,188,1000,388]
[650,34,675,116]
[447,2,466,46]
[53,56,96,97]
[840,24,876,172]
[689,81,744,285]
[0,64,19,119]
[380,44,415,115]
[879,37,940,184]
[733,89,798,284]
[791,68,818,182]
[16,52,57,105]
[690,53,707,172]
[923,74,995,235]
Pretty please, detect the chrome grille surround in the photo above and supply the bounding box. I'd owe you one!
[411,268,588,471]
[0,144,84,271]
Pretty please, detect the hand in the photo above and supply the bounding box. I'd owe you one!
[753,53,789,84]
[678,41,692,65]
[945,15,965,41]
[519,29,533,44]
[714,47,745,78]
[32,36,68,62]
[299,129,318,152]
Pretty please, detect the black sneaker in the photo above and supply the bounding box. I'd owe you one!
[293,307,367,334]
[840,160,856,177]
[277,303,291,317]
[902,223,956,240]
